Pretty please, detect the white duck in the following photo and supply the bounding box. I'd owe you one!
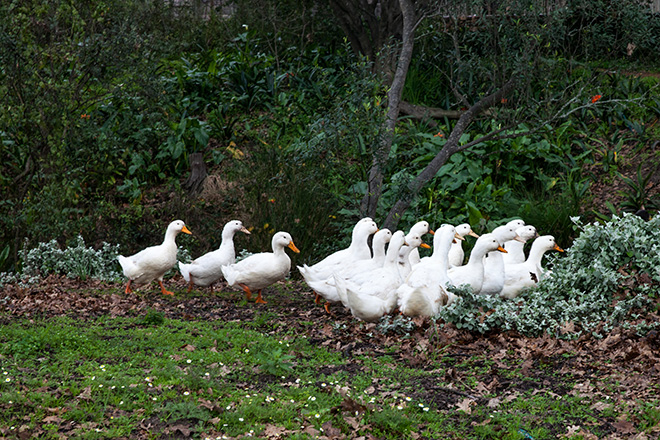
[447,223,479,268]
[397,224,461,317]
[298,218,378,306]
[336,228,393,278]
[447,233,507,295]
[500,235,564,299]
[297,218,377,280]
[398,220,433,267]
[179,220,251,291]
[118,220,192,295]
[221,231,299,304]
[333,231,408,322]
[398,232,431,279]
[502,225,539,265]
[480,221,525,296]
[305,229,395,309]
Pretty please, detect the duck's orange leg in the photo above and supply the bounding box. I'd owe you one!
[324,302,331,314]
[314,292,321,305]
[124,280,133,294]
[187,278,194,293]
[255,290,266,304]
[158,280,174,296]
[238,283,252,301]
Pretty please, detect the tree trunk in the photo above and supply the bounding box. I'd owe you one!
[360,0,417,219]
[382,76,517,230]
[184,152,208,195]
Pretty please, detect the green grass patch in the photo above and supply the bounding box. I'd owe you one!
[0,312,657,439]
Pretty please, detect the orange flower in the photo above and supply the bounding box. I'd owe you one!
[500,98,508,104]
[80,114,90,119]
[433,132,444,138]
[591,94,602,104]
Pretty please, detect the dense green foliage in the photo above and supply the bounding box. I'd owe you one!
[1,0,659,272]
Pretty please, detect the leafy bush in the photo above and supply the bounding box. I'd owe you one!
[19,236,122,282]
[437,214,659,338]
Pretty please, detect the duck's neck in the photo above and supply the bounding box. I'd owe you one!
[219,229,236,254]
[526,241,548,265]
[348,230,372,259]
[163,228,179,246]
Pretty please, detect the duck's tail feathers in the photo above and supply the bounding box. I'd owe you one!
[178,262,191,282]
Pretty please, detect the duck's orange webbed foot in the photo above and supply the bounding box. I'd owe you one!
[255,290,266,304]
[239,283,252,301]
[158,280,175,296]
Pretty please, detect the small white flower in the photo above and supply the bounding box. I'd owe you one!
[187,359,192,364]
[315,413,320,418]
[99,384,103,388]
[119,401,124,405]
[238,417,244,422]
[321,383,326,387]
[152,397,157,401]
[226,405,232,410]
[184,391,190,396]
[145,377,151,382]
[5,377,10,383]
[397,405,403,410]
[405,397,411,401]
[423,407,429,412]
[205,372,210,376]
[245,349,249,353]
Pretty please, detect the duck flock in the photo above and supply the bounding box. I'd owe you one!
[117,217,564,322]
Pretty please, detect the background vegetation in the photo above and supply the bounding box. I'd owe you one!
[1,0,659,270]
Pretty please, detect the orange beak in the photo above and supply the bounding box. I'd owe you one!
[288,241,301,253]
[182,225,192,235]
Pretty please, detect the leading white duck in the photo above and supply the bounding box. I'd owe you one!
[447,223,479,268]
[447,233,507,295]
[333,230,408,322]
[221,231,300,304]
[179,220,251,291]
[500,235,564,299]
[480,221,525,296]
[118,220,192,295]
[397,224,461,317]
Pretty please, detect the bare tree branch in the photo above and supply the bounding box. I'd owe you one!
[383,76,518,229]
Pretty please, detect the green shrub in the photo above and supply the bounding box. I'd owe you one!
[19,236,122,282]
